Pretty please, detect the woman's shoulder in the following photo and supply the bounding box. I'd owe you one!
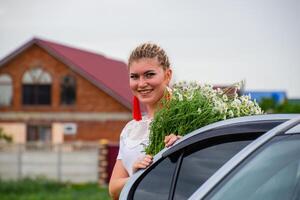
[120,119,136,138]
[120,116,152,138]
[122,119,136,131]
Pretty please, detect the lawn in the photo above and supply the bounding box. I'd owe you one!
[0,177,111,200]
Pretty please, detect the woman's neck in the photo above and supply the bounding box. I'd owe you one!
[146,104,156,119]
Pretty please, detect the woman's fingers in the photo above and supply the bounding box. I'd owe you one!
[144,155,153,160]
[165,136,177,147]
[164,134,175,143]
[132,155,153,173]
[136,162,147,169]
[164,134,182,147]
[144,157,152,163]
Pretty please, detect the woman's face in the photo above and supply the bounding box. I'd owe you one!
[129,58,172,107]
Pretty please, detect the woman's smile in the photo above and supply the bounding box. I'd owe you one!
[138,88,154,96]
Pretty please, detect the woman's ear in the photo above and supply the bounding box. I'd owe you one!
[165,68,172,84]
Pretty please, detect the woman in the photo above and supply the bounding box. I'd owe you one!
[108,43,181,199]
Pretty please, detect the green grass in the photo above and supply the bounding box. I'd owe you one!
[0,177,111,200]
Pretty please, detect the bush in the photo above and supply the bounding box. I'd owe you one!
[259,98,300,113]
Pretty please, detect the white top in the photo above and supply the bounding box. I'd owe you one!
[117,116,152,176]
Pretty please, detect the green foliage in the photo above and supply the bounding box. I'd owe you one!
[0,177,110,200]
[145,81,263,155]
[146,91,221,155]
[260,98,300,113]
[0,128,12,143]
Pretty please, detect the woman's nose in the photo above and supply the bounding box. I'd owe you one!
[138,77,147,87]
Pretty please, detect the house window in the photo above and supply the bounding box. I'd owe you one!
[27,124,51,142]
[60,75,76,105]
[22,68,52,105]
[0,74,12,106]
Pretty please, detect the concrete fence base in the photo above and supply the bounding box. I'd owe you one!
[0,141,108,184]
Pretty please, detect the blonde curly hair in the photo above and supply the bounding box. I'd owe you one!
[128,43,171,70]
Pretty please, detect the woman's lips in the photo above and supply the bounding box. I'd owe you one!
[138,89,153,95]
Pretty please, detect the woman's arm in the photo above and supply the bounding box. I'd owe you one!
[109,160,129,200]
[109,133,178,199]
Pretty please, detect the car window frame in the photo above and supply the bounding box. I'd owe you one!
[203,133,300,200]
[170,134,263,200]
[128,132,267,200]
[188,116,300,200]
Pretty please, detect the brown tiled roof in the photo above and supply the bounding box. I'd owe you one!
[0,38,133,109]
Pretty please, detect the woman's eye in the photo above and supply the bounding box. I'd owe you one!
[145,73,155,78]
[130,74,139,80]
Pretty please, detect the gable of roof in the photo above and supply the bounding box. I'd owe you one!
[0,38,133,110]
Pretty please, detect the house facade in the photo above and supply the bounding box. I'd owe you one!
[0,38,133,143]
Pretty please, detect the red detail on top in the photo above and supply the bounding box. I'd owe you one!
[133,96,142,121]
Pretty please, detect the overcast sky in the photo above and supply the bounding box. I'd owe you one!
[0,0,299,98]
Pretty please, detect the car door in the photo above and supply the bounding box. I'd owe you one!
[121,116,292,200]
[190,116,300,200]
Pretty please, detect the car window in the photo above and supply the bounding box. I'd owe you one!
[130,135,258,200]
[131,152,181,200]
[205,134,300,200]
[174,139,252,200]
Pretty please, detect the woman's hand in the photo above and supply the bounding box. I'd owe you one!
[164,133,182,147]
[132,155,153,173]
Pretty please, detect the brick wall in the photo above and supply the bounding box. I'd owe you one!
[64,120,129,142]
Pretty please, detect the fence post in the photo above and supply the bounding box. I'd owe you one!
[17,143,22,180]
[98,139,108,186]
[57,143,62,182]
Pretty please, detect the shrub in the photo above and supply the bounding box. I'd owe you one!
[260,98,300,113]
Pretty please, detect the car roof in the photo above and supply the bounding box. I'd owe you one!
[189,115,300,200]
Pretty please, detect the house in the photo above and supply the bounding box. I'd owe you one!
[0,38,133,144]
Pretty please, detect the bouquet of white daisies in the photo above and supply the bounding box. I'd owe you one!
[145,81,263,155]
